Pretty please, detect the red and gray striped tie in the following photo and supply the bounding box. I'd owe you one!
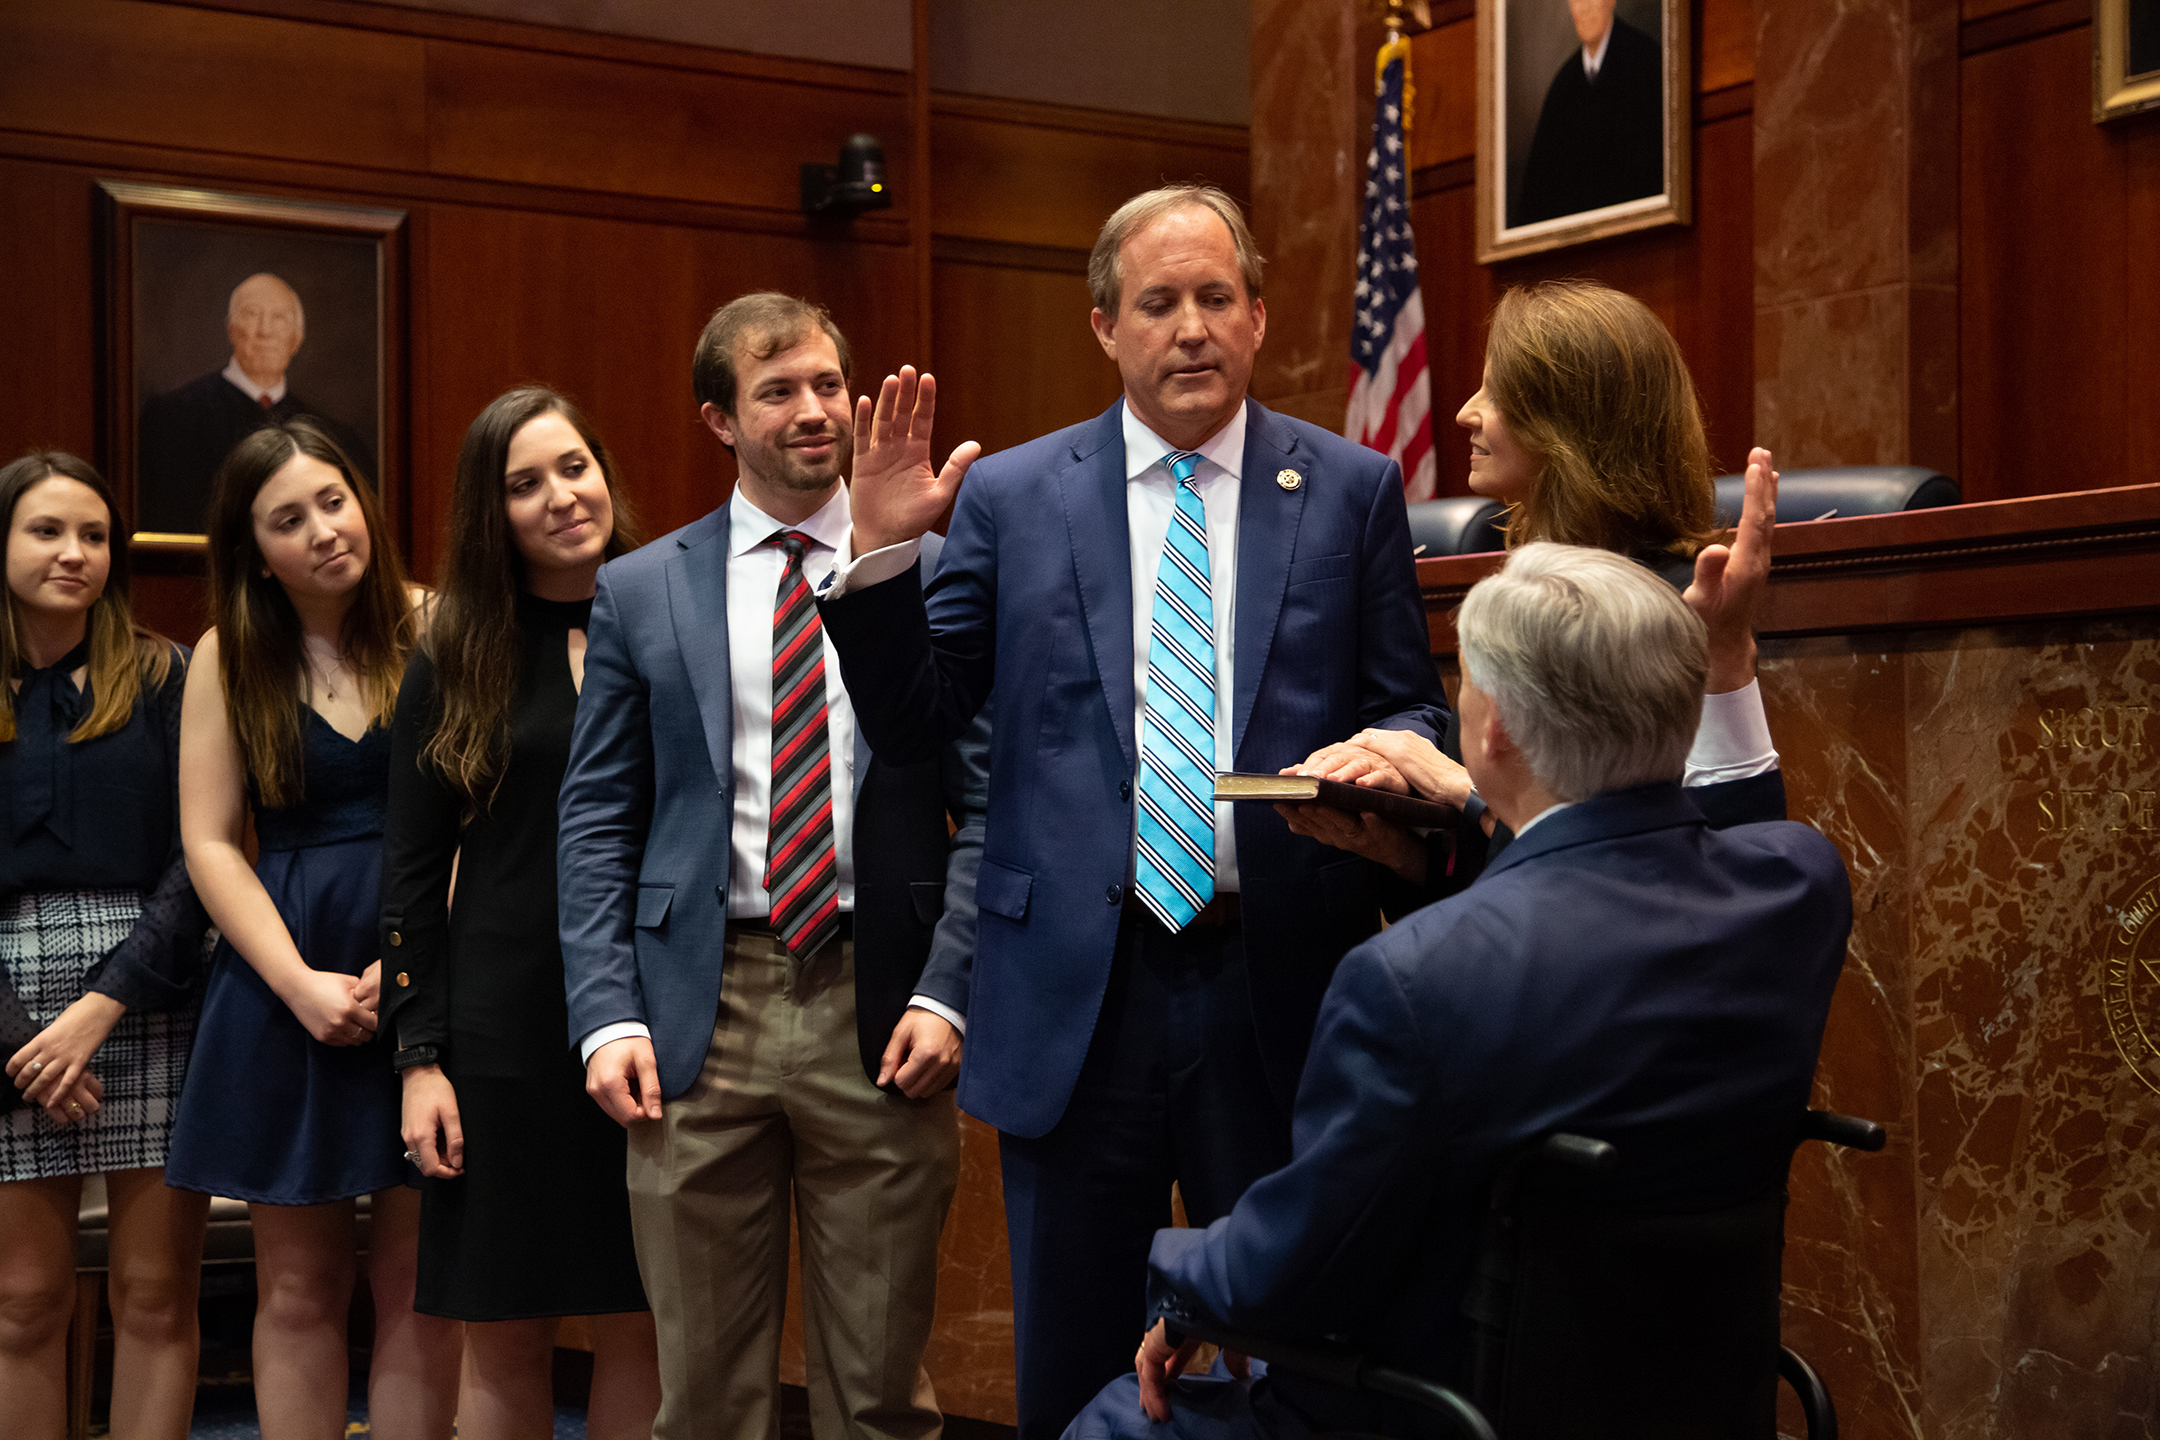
[764,530,839,958]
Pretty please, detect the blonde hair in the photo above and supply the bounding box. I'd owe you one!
[1484,280,1718,561]
[0,451,173,743]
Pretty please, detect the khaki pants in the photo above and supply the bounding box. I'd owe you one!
[628,926,959,1440]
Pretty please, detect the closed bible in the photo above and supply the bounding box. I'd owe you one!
[1214,771,1457,828]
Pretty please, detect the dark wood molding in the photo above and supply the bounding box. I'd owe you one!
[156,0,910,93]
[1411,157,1474,197]
[1960,0,2092,56]
[1697,82,1754,124]
[1417,486,2160,653]
[930,91,1249,151]
[931,235,1092,274]
[0,128,913,245]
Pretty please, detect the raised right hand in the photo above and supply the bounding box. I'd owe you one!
[586,1035,664,1127]
[848,366,982,555]
[284,969,375,1046]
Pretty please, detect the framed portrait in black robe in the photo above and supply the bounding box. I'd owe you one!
[1476,0,1689,263]
[95,181,406,549]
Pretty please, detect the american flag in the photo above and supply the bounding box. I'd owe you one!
[1345,36,1435,501]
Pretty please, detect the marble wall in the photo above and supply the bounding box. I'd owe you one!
[1765,622,2160,1439]
[1751,0,1960,474]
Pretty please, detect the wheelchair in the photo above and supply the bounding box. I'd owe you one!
[1169,1110,1886,1439]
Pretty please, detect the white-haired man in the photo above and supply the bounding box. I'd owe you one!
[1066,542,1853,1440]
[138,272,374,533]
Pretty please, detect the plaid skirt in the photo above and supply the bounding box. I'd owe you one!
[0,889,199,1182]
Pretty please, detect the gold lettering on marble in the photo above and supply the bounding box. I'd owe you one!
[2037,788,2159,834]
[2103,877,2160,1094]
[2037,704,2151,757]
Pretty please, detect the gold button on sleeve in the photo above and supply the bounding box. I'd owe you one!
[389,931,403,946]
[396,972,410,987]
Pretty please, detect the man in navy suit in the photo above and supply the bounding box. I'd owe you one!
[1067,542,1852,1440]
[821,185,1449,1438]
[557,292,989,1440]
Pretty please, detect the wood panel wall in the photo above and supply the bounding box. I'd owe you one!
[0,0,1246,638]
[1399,0,2160,505]
[0,4,1245,1426]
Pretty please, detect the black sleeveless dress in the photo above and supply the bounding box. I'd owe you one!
[166,711,406,1202]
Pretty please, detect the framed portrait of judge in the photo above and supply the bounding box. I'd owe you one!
[2095,0,2160,122]
[95,181,406,549]
[1476,0,1690,263]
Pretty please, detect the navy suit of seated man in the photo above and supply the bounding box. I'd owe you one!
[1066,542,1853,1440]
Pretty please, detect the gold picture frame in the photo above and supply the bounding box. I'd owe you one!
[1475,0,1691,264]
[2095,0,2160,123]
[96,180,406,551]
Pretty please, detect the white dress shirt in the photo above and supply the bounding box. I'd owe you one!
[721,489,858,920]
[221,358,286,405]
[1581,22,1615,82]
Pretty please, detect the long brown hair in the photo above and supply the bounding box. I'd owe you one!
[1483,280,1719,561]
[206,418,414,808]
[423,387,639,806]
[0,451,174,743]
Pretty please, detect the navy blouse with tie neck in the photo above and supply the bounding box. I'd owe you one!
[0,642,209,1009]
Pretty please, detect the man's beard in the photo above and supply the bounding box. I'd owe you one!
[742,429,848,492]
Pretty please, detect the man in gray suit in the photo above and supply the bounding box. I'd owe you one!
[557,292,989,1439]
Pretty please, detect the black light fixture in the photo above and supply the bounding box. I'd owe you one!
[801,134,893,217]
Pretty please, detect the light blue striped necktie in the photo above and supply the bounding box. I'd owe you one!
[1135,450,1217,930]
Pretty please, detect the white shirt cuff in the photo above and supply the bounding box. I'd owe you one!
[822,534,923,599]
[1684,679,1780,786]
[578,1020,652,1064]
[908,994,966,1035]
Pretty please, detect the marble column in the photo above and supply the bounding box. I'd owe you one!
[1247,0,1373,432]
[1753,0,1959,473]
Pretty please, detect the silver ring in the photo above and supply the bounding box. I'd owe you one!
[404,1150,422,1164]
[28,1060,43,1074]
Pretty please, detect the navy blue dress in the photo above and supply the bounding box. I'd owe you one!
[166,710,406,1203]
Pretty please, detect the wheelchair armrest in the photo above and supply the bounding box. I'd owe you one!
[1778,1345,1839,1439]
[1166,1320,1498,1440]
[1800,1110,1886,1153]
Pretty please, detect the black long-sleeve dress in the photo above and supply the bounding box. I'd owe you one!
[380,592,646,1319]
[1,642,209,1180]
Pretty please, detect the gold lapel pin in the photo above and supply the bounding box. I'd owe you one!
[1277,468,1303,491]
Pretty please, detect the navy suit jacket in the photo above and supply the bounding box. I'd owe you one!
[557,508,990,1098]
[1143,783,1852,1433]
[820,398,1448,1138]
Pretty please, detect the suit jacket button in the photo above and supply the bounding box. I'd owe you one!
[1106,884,1122,906]
[1119,780,1132,801]
[396,972,410,987]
